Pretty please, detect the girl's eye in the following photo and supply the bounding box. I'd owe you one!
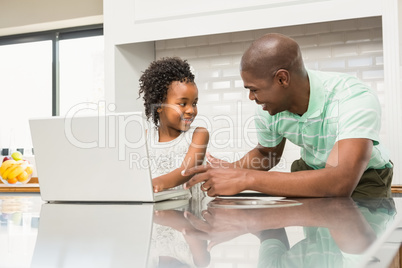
[192,103,197,107]
[179,103,186,107]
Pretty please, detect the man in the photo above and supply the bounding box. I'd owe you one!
[183,33,393,198]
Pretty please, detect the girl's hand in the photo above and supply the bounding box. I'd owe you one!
[152,177,165,193]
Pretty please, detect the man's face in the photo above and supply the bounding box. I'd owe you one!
[241,70,289,116]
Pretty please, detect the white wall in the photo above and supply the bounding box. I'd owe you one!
[0,0,103,36]
[114,43,155,112]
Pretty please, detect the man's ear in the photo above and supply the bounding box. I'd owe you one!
[275,69,290,86]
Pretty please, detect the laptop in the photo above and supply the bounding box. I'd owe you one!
[29,112,190,202]
[31,200,188,268]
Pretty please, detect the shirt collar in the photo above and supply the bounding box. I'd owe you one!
[300,70,325,120]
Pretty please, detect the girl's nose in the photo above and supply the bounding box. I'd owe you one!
[185,105,195,114]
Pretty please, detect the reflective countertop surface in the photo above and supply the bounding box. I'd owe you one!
[1,193,401,268]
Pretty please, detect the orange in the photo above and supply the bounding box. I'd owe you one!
[17,171,29,182]
[7,177,18,184]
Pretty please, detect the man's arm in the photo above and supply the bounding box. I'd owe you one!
[233,138,286,170]
[244,138,372,197]
[184,138,372,197]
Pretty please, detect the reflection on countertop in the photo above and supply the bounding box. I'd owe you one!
[0,193,43,267]
[0,193,401,268]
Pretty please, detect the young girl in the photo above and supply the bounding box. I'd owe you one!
[139,57,209,199]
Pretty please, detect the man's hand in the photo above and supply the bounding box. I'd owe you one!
[184,152,244,196]
[182,164,250,196]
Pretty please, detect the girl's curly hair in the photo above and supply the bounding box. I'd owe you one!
[138,57,195,127]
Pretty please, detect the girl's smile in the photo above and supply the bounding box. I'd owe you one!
[182,117,194,125]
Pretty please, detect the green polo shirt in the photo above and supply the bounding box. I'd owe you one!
[255,70,391,170]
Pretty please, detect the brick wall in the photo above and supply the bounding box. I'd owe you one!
[156,17,384,173]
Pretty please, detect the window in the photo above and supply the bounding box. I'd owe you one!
[0,40,52,153]
[0,26,104,156]
[59,33,104,116]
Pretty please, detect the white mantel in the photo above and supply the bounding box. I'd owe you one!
[104,0,402,182]
[105,0,382,44]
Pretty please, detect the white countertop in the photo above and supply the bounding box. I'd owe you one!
[0,193,401,268]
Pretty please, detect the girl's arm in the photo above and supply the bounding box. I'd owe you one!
[153,127,209,192]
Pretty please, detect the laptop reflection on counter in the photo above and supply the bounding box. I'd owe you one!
[31,199,189,268]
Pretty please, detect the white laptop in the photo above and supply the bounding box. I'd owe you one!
[29,112,190,202]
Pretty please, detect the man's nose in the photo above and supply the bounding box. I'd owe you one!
[248,91,255,101]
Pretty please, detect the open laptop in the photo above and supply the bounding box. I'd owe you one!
[29,112,190,202]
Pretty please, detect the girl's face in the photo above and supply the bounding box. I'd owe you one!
[158,81,198,134]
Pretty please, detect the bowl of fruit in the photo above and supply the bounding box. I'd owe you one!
[0,152,34,185]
